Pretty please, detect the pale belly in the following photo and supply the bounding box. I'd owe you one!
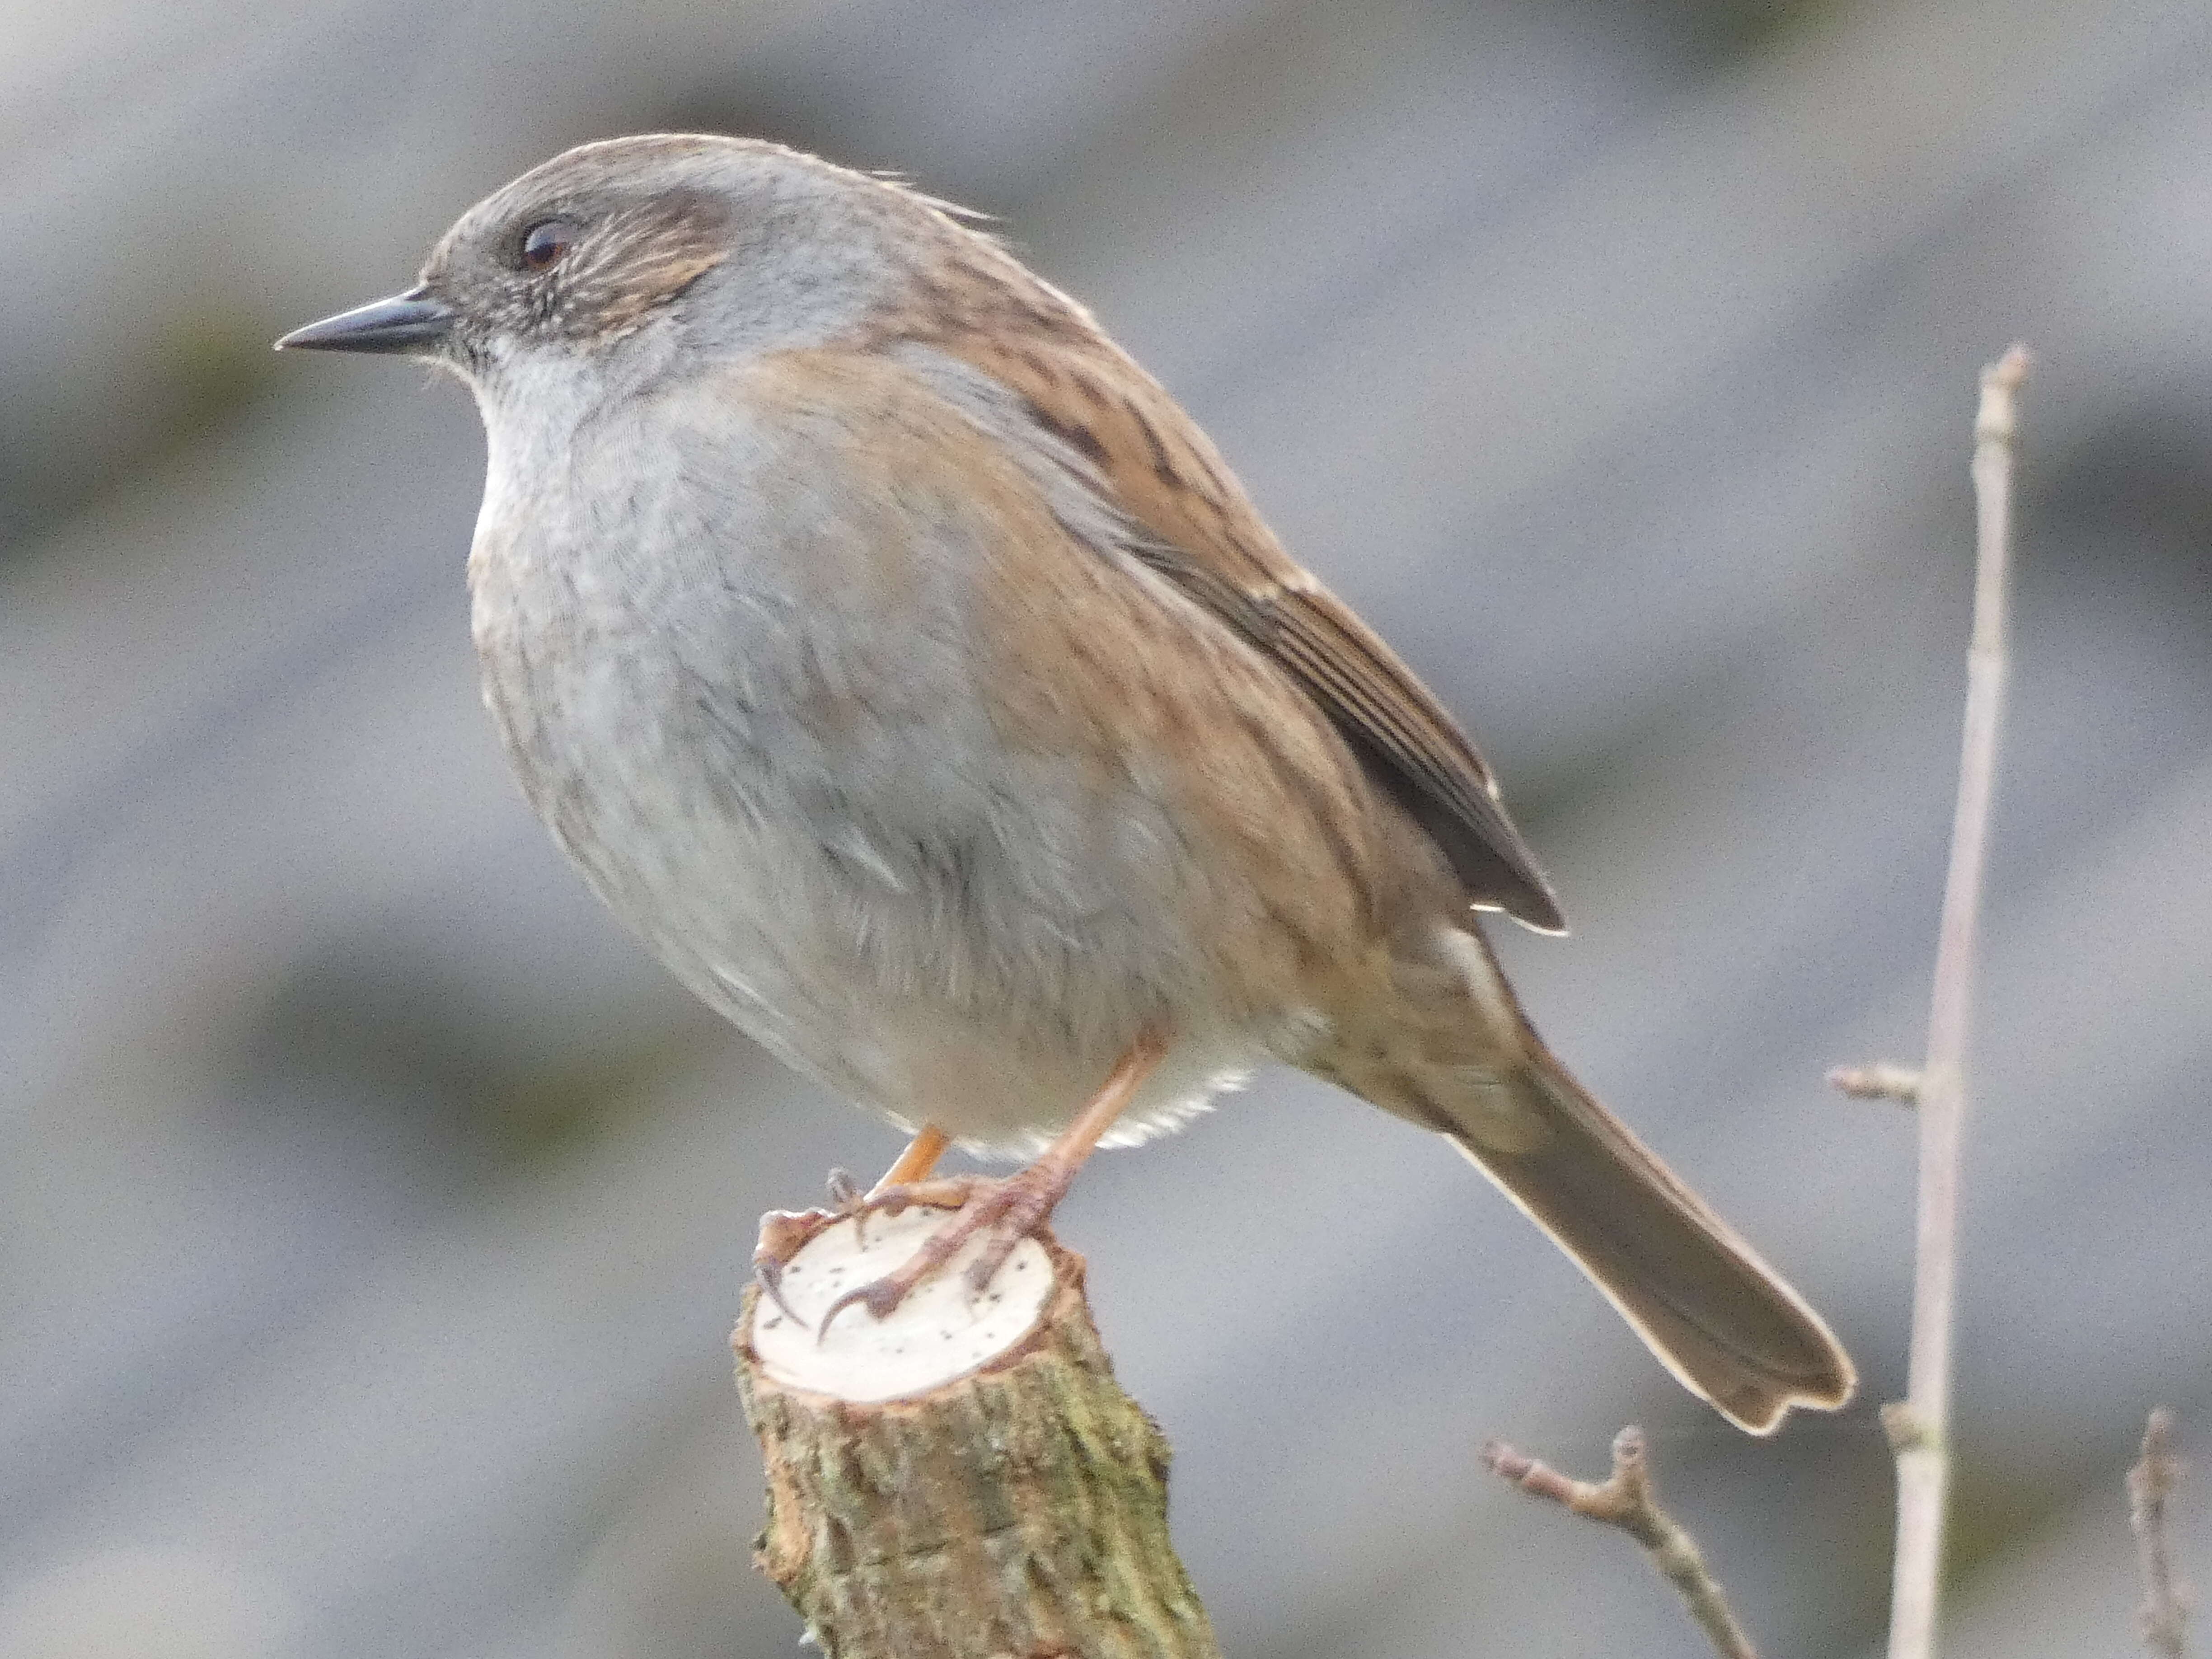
[469,576,1294,1152]
[461,377,1344,1151]
[580,775,1272,1152]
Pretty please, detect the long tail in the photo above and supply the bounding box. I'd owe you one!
[1326,928,1856,1434]
[1455,1049,1855,1434]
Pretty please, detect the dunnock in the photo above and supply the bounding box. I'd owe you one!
[280,135,1853,1433]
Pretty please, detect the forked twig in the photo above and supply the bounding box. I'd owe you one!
[1484,1426,1757,1659]
[2129,1408,2190,1659]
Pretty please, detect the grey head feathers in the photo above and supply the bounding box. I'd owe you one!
[418,135,987,384]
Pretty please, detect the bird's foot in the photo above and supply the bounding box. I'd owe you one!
[814,1164,1074,1339]
[752,1148,966,1326]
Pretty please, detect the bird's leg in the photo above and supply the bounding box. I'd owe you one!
[869,1123,951,1197]
[817,1030,1167,1336]
[845,1124,955,1247]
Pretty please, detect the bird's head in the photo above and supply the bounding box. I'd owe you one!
[277,134,967,412]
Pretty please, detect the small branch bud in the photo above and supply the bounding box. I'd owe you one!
[1828,1063,1924,1104]
[1882,1402,1936,1456]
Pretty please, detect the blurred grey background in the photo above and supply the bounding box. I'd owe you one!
[5,0,2209,1654]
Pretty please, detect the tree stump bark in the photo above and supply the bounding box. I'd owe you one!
[732,1202,1221,1659]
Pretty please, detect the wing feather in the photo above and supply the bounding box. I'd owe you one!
[885,253,1566,933]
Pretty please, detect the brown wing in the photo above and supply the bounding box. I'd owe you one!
[1115,534,1565,934]
[893,253,1565,934]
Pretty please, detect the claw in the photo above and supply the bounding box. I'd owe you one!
[816,1275,909,1341]
[753,1258,803,1328]
[811,1182,984,1343]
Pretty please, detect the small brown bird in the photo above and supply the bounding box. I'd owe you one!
[280,134,1853,1433]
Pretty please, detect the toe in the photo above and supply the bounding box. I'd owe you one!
[755,1205,830,1265]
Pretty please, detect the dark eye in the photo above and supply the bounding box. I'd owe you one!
[518,219,577,271]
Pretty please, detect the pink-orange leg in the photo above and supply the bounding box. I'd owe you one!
[869,1123,950,1195]
[817,1030,1169,1337]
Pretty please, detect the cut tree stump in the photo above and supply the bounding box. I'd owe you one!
[732,1201,1221,1659]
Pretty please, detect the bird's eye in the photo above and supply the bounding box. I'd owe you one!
[518,219,577,271]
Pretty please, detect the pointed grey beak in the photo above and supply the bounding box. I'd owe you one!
[275,287,454,354]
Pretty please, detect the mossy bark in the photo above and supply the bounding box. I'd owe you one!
[733,1221,1220,1659]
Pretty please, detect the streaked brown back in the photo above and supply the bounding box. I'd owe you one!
[875,229,1567,934]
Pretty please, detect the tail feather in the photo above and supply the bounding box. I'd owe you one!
[1321,925,1856,1434]
[1453,1055,1855,1434]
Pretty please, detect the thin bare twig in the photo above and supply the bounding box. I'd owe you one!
[1881,342,2029,1659]
[2129,1408,2190,1659]
[1484,1426,1758,1659]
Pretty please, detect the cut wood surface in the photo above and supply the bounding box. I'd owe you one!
[734,1204,1221,1659]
